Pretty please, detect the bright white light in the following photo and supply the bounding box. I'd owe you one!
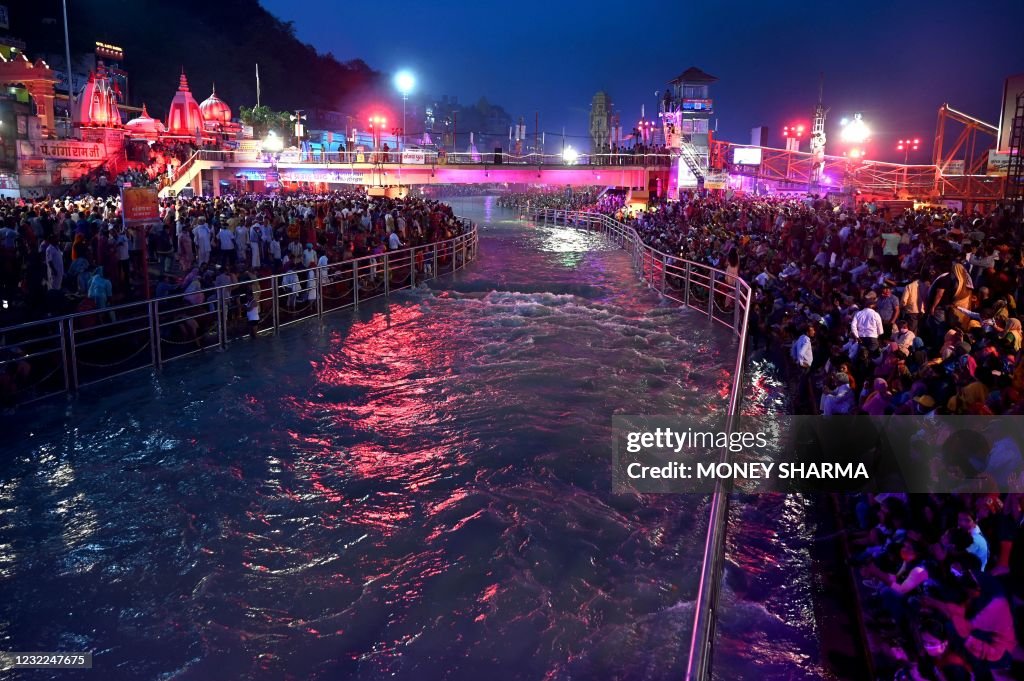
[394,70,415,96]
[562,146,579,164]
[840,113,870,144]
[262,131,284,152]
[840,117,849,126]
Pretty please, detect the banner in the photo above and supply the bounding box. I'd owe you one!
[121,187,160,226]
[18,140,106,161]
[400,149,426,164]
[943,160,965,175]
[987,150,1009,176]
[281,169,366,184]
[704,173,728,190]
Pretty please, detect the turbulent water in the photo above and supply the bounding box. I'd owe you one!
[1,197,830,680]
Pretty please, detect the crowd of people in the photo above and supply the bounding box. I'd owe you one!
[0,188,468,327]
[513,186,1024,679]
[496,187,607,213]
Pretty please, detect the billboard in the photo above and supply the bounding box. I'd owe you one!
[121,187,160,226]
[401,149,426,164]
[732,147,762,165]
[988,150,1010,176]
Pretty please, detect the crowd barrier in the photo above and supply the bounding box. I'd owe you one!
[0,220,477,405]
[530,207,751,681]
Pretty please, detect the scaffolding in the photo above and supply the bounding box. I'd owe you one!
[1006,92,1024,220]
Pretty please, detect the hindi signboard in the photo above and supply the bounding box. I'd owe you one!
[704,173,728,190]
[400,149,426,164]
[17,140,106,161]
[987,150,1009,176]
[121,187,160,226]
[943,160,965,175]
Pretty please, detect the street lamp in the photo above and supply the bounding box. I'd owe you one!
[262,130,284,154]
[896,137,920,164]
[840,112,871,145]
[262,131,284,192]
[368,115,386,159]
[394,70,415,151]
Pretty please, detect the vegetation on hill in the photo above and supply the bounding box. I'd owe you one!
[14,0,384,119]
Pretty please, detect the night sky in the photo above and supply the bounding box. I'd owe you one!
[260,0,1024,162]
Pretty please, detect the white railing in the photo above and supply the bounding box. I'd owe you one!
[0,220,477,404]
[530,207,750,681]
[175,149,676,168]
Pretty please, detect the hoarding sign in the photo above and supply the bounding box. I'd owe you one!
[987,151,1009,176]
[400,150,426,164]
[732,147,762,165]
[121,187,160,226]
[18,140,106,161]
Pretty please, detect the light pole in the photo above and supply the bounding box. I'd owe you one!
[262,131,284,193]
[394,70,415,151]
[896,137,920,164]
[62,0,75,106]
[368,115,386,160]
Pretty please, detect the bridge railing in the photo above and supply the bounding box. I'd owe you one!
[530,207,750,681]
[0,221,477,406]
[185,148,675,168]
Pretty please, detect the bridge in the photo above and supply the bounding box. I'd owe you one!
[160,149,670,198]
[160,145,1006,205]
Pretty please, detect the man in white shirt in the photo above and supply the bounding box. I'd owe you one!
[192,219,212,266]
[217,226,235,267]
[388,229,403,251]
[851,292,884,353]
[791,324,815,412]
[791,324,815,370]
[890,319,916,355]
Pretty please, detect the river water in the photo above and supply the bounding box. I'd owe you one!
[1,197,832,680]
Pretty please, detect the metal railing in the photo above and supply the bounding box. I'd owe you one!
[179,148,676,168]
[530,207,751,681]
[0,220,477,405]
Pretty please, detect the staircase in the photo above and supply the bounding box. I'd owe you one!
[1006,92,1024,222]
[678,141,706,180]
[158,151,204,198]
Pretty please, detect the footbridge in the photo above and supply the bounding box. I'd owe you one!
[160,149,672,198]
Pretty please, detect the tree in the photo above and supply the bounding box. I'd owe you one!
[240,105,292,139]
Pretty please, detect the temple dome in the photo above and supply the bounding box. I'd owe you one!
[74,63,121,127]
[166,70,203,135]
[199,85,232,125]
[125,104,166,138]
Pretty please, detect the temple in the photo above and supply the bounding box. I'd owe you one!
[165,70,205,137]
[3,53,240,197]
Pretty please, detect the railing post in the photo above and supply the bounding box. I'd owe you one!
[65,318,79,393]
[661,254,667,294]
[152,301,163,368]
[684,262,692,308]
[148,300,160,371]
[410,249,416,288]
[707,271,716,319]
[272,276,280,332]
[383,254,390,296]
[353,262,360,305]
[58,317,70,393]
[316,266,324,317]
[433,245,439,277]
[733,286,742,333]
[217,290,227,350]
